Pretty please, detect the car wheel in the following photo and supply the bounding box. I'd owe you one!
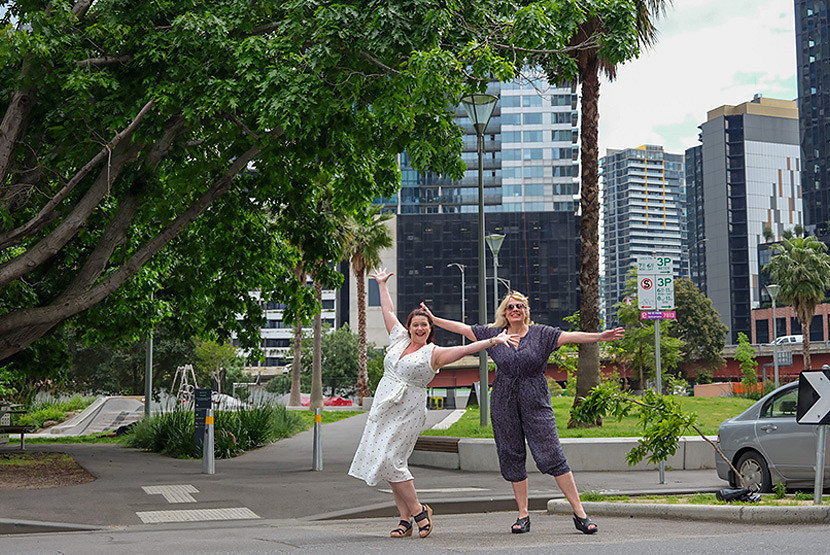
[736,451,772,493]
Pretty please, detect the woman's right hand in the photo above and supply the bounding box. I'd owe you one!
[369,268,393,284]
[419,302,435,318]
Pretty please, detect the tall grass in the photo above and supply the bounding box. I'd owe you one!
[126,403,305,459]
[14,392,96,428]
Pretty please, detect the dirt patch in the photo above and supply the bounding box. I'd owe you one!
[0,452,96,490]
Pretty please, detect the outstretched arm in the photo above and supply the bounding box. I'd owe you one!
[369,268,399,334]
[431,330,520,370]
[419,302,476,342]
[557,327,625,347]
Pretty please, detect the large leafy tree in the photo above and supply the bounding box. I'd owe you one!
[668,278,728,373]
[0,0,484,370]
[343,208,393,401]
[764,235,830,371]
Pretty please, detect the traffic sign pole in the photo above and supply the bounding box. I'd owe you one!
[815,425,826,505]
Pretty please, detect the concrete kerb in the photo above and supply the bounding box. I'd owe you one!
[0,518,103,536]
[547,499,830,524]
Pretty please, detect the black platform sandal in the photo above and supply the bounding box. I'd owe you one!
[390,519,412,538]
[573,513,598,534]
[412,504,433,538]
[511,515,530,534]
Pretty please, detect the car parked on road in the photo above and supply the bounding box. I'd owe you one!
[716,381,830,492]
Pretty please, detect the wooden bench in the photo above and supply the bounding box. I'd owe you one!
[414,436,460,453]
[0,425,36,449]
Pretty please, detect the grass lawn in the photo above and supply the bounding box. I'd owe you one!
[421,395,756,438]
[581,491,824,506]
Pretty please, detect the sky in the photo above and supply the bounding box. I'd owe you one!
[598,0,798,156]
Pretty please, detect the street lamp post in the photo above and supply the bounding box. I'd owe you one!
[461,92,498,427]
[766,284,781,388]
[485,234,506,319]
[447,263,467,344]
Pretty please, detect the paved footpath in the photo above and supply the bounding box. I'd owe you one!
[0,410,726,534]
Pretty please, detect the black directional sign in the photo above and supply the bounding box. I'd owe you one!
[797,370,830,425]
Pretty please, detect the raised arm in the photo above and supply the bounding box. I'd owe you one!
[419,302,476,342]
[369,268,399,334]
[431,330,520,370]
[557,327,625,347]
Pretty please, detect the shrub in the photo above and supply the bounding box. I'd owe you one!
[547,378,564,398]
[126,403,304,459]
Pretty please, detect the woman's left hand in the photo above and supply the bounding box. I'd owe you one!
[600,327,625,341]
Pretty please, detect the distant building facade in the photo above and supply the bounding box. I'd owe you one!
[601,145,686,326]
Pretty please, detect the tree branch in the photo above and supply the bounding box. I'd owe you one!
[0,99,156,250]
[76,55,133,68]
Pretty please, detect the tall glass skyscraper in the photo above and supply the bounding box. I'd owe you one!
[795,0,830,229]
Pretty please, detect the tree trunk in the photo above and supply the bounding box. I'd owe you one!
[572,52,603,427]
[310,281,324,410]
[289,262,304,407]
[801,314,813,371]
[355,269,371,401]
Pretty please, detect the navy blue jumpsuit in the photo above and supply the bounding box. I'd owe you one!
[472,324,570,482]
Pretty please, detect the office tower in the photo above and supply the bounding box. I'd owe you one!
[685,145,706,293]
[371,74,584,344]
[695,96,802,343]
[601,145,686,326]
[794,0,830,229]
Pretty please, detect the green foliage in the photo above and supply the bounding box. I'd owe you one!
[14,392,96,429]
[293,324,361,397]
[694,367,713,385]
[571,384,698,466]
[668,278,728,372]
[547,377,564,397]
[764,235,830,370]
[773,480,786,499]
[735,332,758,390]
[126,404,304,459]
[794,491,814,501]
[193,339,242,394]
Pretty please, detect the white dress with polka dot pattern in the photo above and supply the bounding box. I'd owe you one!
[348,323,438,486]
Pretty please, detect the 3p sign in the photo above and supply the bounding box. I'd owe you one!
[637,256,674,312]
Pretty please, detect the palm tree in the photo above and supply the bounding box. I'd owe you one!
[568,0,671,417]
[343,208,393,402]
[764,236,830,371]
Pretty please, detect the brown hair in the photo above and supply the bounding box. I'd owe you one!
[405,309,435,343]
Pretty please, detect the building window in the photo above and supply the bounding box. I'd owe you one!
[523,113,543,125]
[368,279,380,307]
[523,148,544,160]
[522,95,542,107]
[523,130,544,142]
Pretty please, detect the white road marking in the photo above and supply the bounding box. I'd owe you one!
[142,484,199,503]
[136,507,260,524]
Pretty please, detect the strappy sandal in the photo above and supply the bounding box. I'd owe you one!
[412,504,433,538]
[390,519,412,538]
[511,515,530,534]
[573,513,598,534]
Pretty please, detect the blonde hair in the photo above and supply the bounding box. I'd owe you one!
[490,291,532,328]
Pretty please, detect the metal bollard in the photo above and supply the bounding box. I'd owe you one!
[202,408,215,475]
[312,407,323,471]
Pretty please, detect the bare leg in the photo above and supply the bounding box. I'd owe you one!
[389,479,432,537]
[554,471,587,518]
[511,479,529,518]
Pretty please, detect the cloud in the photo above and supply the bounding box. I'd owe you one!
[597,0,797,155]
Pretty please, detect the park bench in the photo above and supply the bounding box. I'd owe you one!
[413,436,460,454]
[0,404,35,450]
[0,424,37,449]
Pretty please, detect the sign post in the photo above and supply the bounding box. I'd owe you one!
[194,388,212,453]
[796,368,830,504]
[637,256,675,485]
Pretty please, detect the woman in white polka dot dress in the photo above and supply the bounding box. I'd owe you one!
[349,268,519,538]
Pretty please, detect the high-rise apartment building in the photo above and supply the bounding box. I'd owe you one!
[692,96,802,343]
[795,0,830,229]
[601,145,686,326]
[377,74,584,341]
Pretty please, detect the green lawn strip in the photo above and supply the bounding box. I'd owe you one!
[422,396,755,438]
[295,410,364,429]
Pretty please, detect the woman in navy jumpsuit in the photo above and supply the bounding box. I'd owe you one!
[422,292,623,534]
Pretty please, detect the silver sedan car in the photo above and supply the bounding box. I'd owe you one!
[716,381,830,492]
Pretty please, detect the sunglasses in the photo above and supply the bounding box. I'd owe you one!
[506,303,526,311]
